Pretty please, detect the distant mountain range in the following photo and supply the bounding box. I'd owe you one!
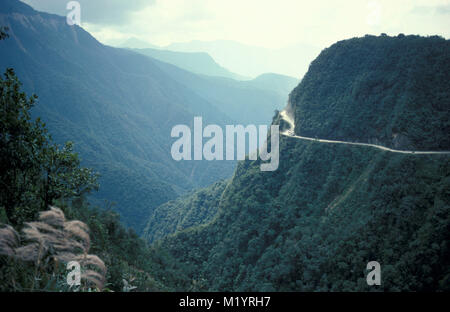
[119,37,160,50]
[131,47,248,80]
[165,39,321,78]
[117,38,320,79]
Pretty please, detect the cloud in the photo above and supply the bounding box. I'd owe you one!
[21,0,154,25]
[20,0,449,49]
[20,0,450,74]
[435,4,450,15]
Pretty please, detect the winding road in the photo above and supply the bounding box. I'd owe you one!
[279,110,450,155]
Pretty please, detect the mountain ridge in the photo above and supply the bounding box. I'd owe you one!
[153,35,450,291]
[131,47,247,80]
[290,34,450,150]
[166,39,321,78]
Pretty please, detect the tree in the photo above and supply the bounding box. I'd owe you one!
[0,68,98,225]
[40,141,99,209]
[0,68,48,224]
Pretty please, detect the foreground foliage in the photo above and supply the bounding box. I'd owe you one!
[0,68,190,291]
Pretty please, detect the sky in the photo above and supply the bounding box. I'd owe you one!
[21,0,450,48]
[20,0,450,77]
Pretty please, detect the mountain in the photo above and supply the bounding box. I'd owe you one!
[119,37,160,49]
[0,0,247,232]
[166,39,321,79]
[154,35,450,291]
[150,61,293,125]
[290,34,450,151]
[243,73,299,100]
[131,47,247,80]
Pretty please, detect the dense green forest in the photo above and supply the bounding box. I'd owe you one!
[152,35,450,291]
[290,34,450,151]
[143,180,228,243]
[159,137,450,291]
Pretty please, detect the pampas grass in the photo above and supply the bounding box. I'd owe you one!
[0,207,106,291]
[0,224,19,257]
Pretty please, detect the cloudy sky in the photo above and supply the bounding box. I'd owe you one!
[20,0,450,77]
[21,0,450,49]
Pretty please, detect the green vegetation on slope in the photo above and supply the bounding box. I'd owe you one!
[160,135,450,291]
[291,34,450,151]
[156,35,450,291]
[143,180,228,243]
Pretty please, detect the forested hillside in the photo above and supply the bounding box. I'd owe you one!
[290,34,450,150]
[143,180,228,243]
[160,138,450,291]
[0,0,291,232]
[156,35,450,291]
